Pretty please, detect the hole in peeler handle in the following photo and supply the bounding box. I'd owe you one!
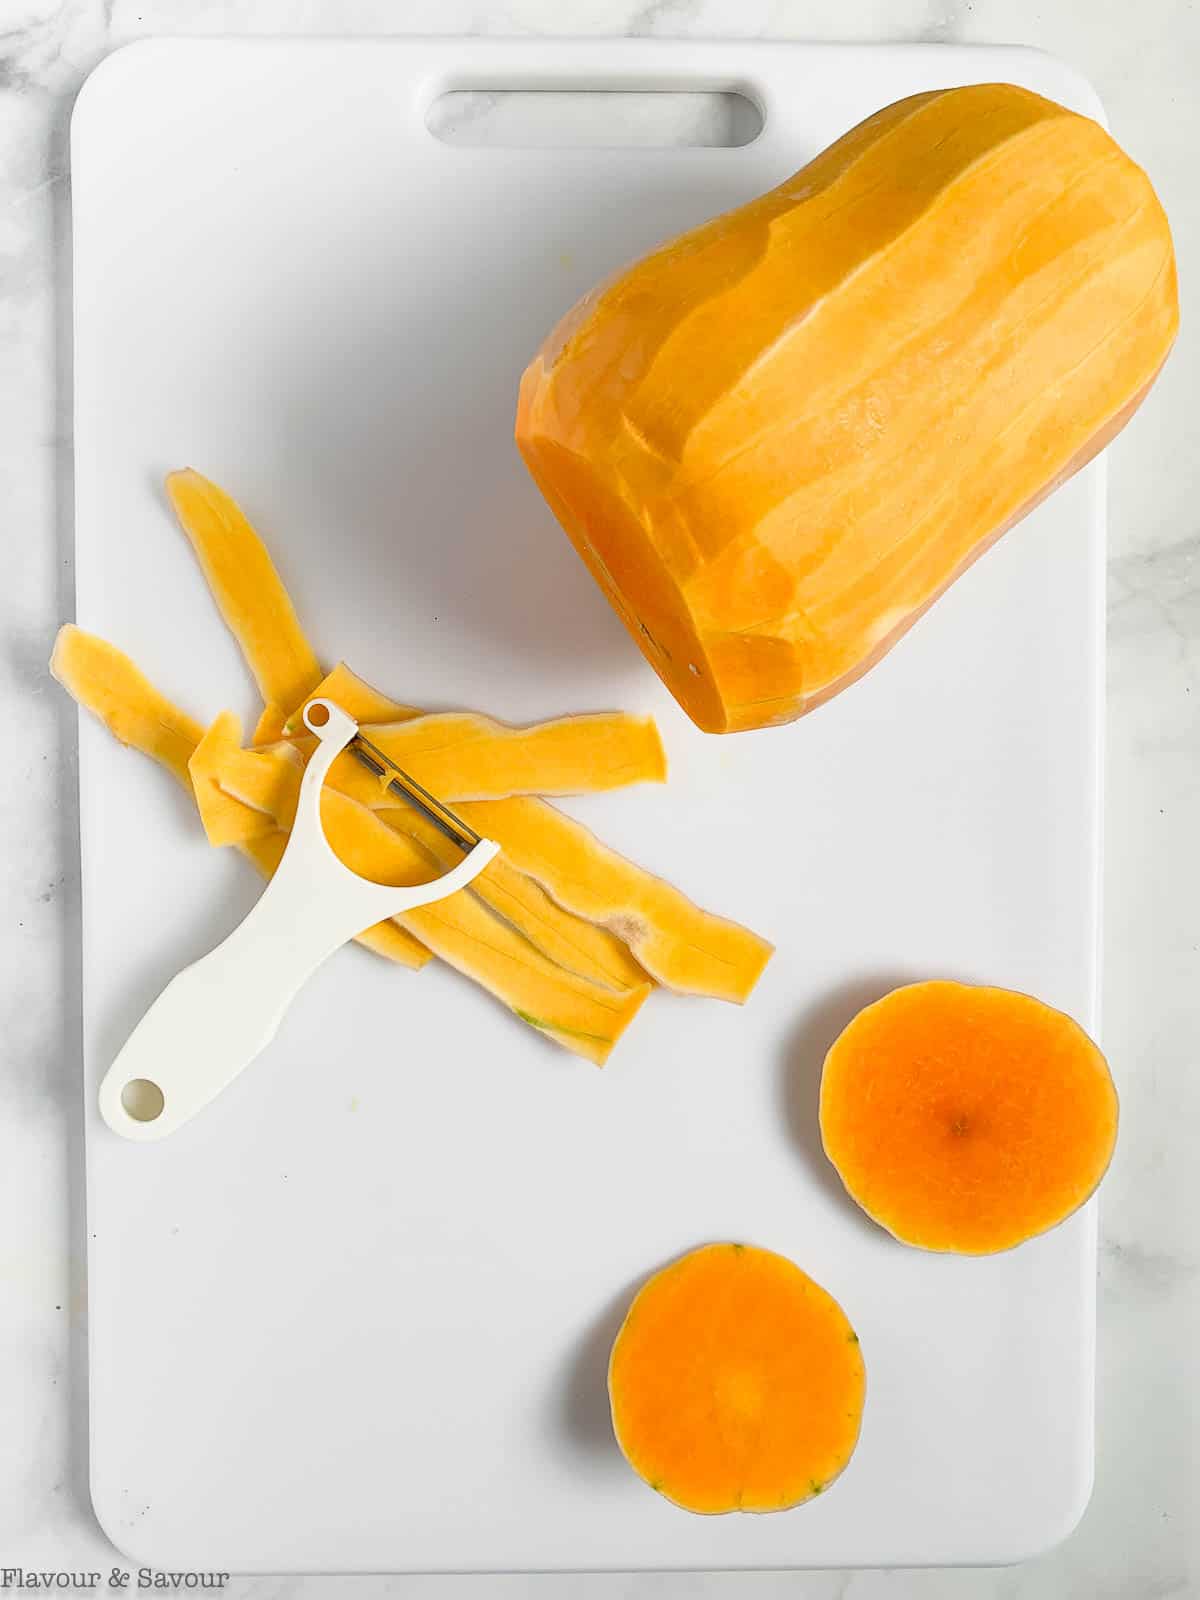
[121,1077,165,1123]
[305,701,331,730]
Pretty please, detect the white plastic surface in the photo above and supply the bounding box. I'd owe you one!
[98,699,498,1141]
[72,39,1105,1571]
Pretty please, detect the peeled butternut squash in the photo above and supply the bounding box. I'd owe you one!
[609,1243,866,1513]
[517,84,1178,731]
[819,980,1118,1254]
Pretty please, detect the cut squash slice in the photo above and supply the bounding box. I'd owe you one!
[165,469,325,716]
[609,1243,866,1513]
[445,798,772,1003]
[819,981,1119,1253]
[51,626,430,972]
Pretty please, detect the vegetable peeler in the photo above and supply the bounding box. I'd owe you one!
[98,697,500,1141]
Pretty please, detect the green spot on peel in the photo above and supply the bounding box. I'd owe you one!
[513,1008,609,1045]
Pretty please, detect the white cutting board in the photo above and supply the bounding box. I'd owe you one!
[72,38,1106,1572]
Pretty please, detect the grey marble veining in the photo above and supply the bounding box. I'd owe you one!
[1,2,1196,1596]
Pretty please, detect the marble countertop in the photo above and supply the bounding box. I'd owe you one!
[2,1,1195,1596]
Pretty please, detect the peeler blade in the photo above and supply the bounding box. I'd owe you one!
[348,732,482,855]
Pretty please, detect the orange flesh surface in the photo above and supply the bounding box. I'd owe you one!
[608,1243,865,1514]
[516,84,1179,731]
[819,981,1118,1254]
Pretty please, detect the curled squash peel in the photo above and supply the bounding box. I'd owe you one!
[609,1243,865,1514]
[819,980,1118,1254]
[517,84,1178,731]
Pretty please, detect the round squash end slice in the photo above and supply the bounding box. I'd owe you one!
[819,981,1118,1255]
[607,1243,866,1514]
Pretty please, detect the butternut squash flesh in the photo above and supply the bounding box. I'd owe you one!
[609,1243,865,1513]
[516,84,1178,731]
[819,981,1118,1254]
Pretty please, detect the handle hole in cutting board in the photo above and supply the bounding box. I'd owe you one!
[426,90,763,149]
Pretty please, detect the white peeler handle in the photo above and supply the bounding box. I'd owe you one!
[98,698,498,1142]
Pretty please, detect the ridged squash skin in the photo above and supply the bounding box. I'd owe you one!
[516,84,1179,732]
